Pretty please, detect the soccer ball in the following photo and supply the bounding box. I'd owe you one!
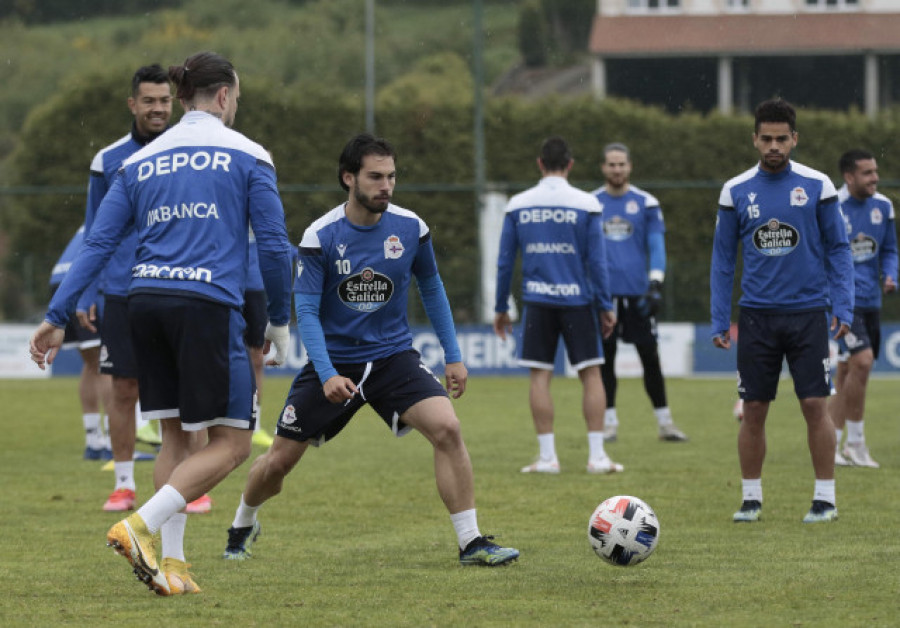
[588,495,660,566]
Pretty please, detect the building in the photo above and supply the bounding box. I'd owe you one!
[589,0,900,115]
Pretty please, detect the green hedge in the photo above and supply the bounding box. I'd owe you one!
[7,71,900,322]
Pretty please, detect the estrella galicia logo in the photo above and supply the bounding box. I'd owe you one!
[752,219,800,256]
[603,216,634,241]
[338,266,394,312]
[850,232,878,263]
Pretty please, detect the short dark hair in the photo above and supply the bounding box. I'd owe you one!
[131,64,169,96]
[839,148,875,174]
[602,142,630,162]
[539,136,572,172]
[754,98,796,133]
[337,133,396,191]
[168,51,235,102]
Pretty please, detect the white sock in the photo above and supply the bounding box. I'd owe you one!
[102,414,112,449]
[537,433,556,461]
[604,407,618,427]
[83,413,103,448]
[232,495,261,529]
[587,431,606,460]
[813,479,836,506]
[450,508,480,550]
[741,478,763,503]
[654,407,673,427]
[846,420,864,445]
[161,513,187,562]
[137,484,187,534]
[254,404,265,433]
[834,428,843,452]
[114,461,136,491]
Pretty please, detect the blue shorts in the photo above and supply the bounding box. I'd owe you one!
[128,293,255,430]
[837,309,880,361]
[100,295,139,378]
[737,308,831,402]
[607,296,658,346]
[519,304,603,371]
[275,349,447,445]
[242,290,267,349]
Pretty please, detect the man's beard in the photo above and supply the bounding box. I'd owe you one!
[355,188,390,214]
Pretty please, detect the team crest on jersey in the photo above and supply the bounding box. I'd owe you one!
[625,200,640,215]
[603,216,634,241]
[871,208,883,225]
[339,266,394,312]
[790,187,809,207]
[337,244,348,257]
[384,235,404,259]
[753,218,800,256]
[851,232,877,263]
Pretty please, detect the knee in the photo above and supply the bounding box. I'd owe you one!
[430,415,464,450]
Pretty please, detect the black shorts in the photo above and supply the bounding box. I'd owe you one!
[607,296,658,346]
[275,349,448,445]
[519,303,603,371]
[128,293,255,430]
[837,309,881,361]
[99,295,139,378]
[242,290,268,349]
[737,308,831,402]
[49,285,101,350]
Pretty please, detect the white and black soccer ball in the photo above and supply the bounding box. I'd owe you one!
[588,495,659,566]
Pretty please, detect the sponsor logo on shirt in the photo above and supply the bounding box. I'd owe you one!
[850,233,878,263]
[339,266,394,312]
[790,187,809,207]
[603,216,634,241]
[136,151,232,181]
[752,219,800,256]
[525,281,581,297]
[146,202,220,226]
[524,242,576,254]
[132,263,213,283]
[384,235,404,259]
[518,208,578,224]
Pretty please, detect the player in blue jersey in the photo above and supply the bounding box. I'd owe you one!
[30,51,294,595]
[829,149,898,469]
[50,224,113,459]
[494,136,622,475]
[710,99,853,524]
[74,64,171,511]
[593,143,688,443]
[222,133,519,567]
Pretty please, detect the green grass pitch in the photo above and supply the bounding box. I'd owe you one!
[1,376,898,626]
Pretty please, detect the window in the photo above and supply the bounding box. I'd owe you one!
[804,0,858,10]
[726,0,749,10]
[626,0,681,13]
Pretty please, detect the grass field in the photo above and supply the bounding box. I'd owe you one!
[1,375,899,627]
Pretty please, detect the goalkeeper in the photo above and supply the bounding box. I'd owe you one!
[592,143,688,443]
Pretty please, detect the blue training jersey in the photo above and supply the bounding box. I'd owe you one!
[710,161,854,335]
[78,125,165,308]
[495,176,611,312]
[296,202,460,369]
[246,229,265,292]
[47,111,293,328]
[839,185,899,310]
[593,184,666,296]
[50,225,85,287]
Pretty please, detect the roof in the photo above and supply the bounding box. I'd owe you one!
[589,13,900,57]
